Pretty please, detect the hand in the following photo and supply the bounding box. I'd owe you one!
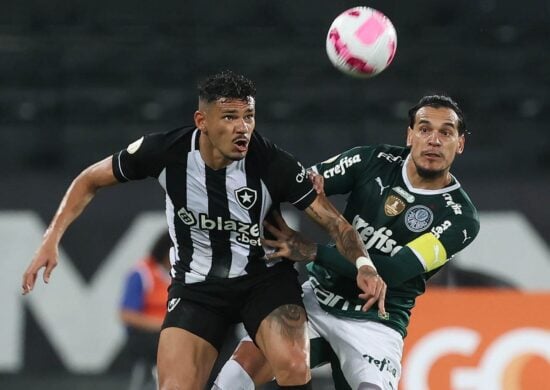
[357,265,387,316]
[263,211,317,262]
[22,241,59,295]
[308,170,325,195]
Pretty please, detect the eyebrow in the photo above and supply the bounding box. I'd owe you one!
[219,108,255,115]
[418,119,456,128]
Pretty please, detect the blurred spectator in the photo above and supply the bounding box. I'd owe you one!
[119,231,172,390]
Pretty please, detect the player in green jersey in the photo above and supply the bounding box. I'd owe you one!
[213,94,480,389]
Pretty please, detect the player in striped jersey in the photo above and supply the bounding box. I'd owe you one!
[214,95,480,389]
[21,70,386,390]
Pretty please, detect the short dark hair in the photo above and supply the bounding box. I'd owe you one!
[408,94,467,135]
[150,231,172,264]
[197,70,256,103]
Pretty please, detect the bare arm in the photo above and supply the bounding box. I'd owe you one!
[22,156,119,294]
[303,194,367,265]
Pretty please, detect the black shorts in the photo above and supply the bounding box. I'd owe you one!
[161,262,304,351]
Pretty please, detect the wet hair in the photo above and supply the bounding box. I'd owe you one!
[408,94,467,135]
[150,231,172,264]
[197,70,256,103]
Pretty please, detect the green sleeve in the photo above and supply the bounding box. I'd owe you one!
[315,244,425,287]
[313,146,373,196]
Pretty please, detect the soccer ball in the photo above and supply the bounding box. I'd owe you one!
[326,6,397,78]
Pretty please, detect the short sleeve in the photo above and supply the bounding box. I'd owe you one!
[112,133,168,182]
[271,149,317,210]
[406,213,480,272]
[312,146,373,196]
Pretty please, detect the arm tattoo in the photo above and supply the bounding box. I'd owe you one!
[288,233,317,261]
[266,304,307,340]
[337,223,368,261]
[307,195,368,264]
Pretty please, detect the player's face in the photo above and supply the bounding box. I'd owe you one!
[406,106,464,179]
[195,97,256,168]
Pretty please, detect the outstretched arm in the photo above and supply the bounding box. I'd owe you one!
[303,194,367,264]
[22,156,118,294]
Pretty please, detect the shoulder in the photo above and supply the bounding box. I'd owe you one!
[249,130,278,156]
[331,144,408,162]
[367,144,409,163]
[440,186,480,236]
[144,125,196,155]
[248,130,301,165]
[455,187,480,224]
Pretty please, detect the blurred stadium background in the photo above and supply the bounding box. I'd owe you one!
[1,0,549,389]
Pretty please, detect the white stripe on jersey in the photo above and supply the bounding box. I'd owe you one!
[179,151,275,282]
[226,160,271,276]
[158,168,179,279]
[185,150,212,283]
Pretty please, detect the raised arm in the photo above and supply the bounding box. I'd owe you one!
[22,156,119,294]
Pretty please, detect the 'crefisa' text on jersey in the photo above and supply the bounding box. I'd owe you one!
[309,144,480,337]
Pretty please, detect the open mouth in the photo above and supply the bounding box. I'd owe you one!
[233,138,249,153]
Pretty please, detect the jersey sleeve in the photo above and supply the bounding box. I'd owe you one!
[311,146,374,196]
[112,133,168,182]
[315,211,480,287]
[406,212,480,273]
[271,148,317,210]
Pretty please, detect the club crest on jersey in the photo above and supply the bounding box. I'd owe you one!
[235,187,257,210]
[384,195,406,216]
[404,205,434,232]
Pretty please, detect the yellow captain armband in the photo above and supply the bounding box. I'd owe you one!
[406,233,448,272]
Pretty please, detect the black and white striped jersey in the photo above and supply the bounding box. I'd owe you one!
[112,126,317,284]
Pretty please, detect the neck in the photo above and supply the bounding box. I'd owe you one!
[198,132,231,170]
[406,159,452,190]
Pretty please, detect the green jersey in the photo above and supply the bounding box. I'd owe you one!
[307,144,480,337]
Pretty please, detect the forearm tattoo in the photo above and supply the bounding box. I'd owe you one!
[267,304,307,340]
[288,233,317,261]
[332,222,367,263]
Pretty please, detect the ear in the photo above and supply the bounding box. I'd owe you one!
[457,134,465,155]
[194,110,207,133]
[406,127,413,147]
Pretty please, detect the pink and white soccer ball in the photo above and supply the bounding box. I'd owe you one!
[326,6,397,78]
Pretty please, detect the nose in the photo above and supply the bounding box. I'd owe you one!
[236,118,249,134]
[427,131,442,145]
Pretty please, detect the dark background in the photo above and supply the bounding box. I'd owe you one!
[1,0,549,388]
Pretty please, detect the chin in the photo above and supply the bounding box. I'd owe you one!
[416,166,445,179]
[229,153,246,161]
